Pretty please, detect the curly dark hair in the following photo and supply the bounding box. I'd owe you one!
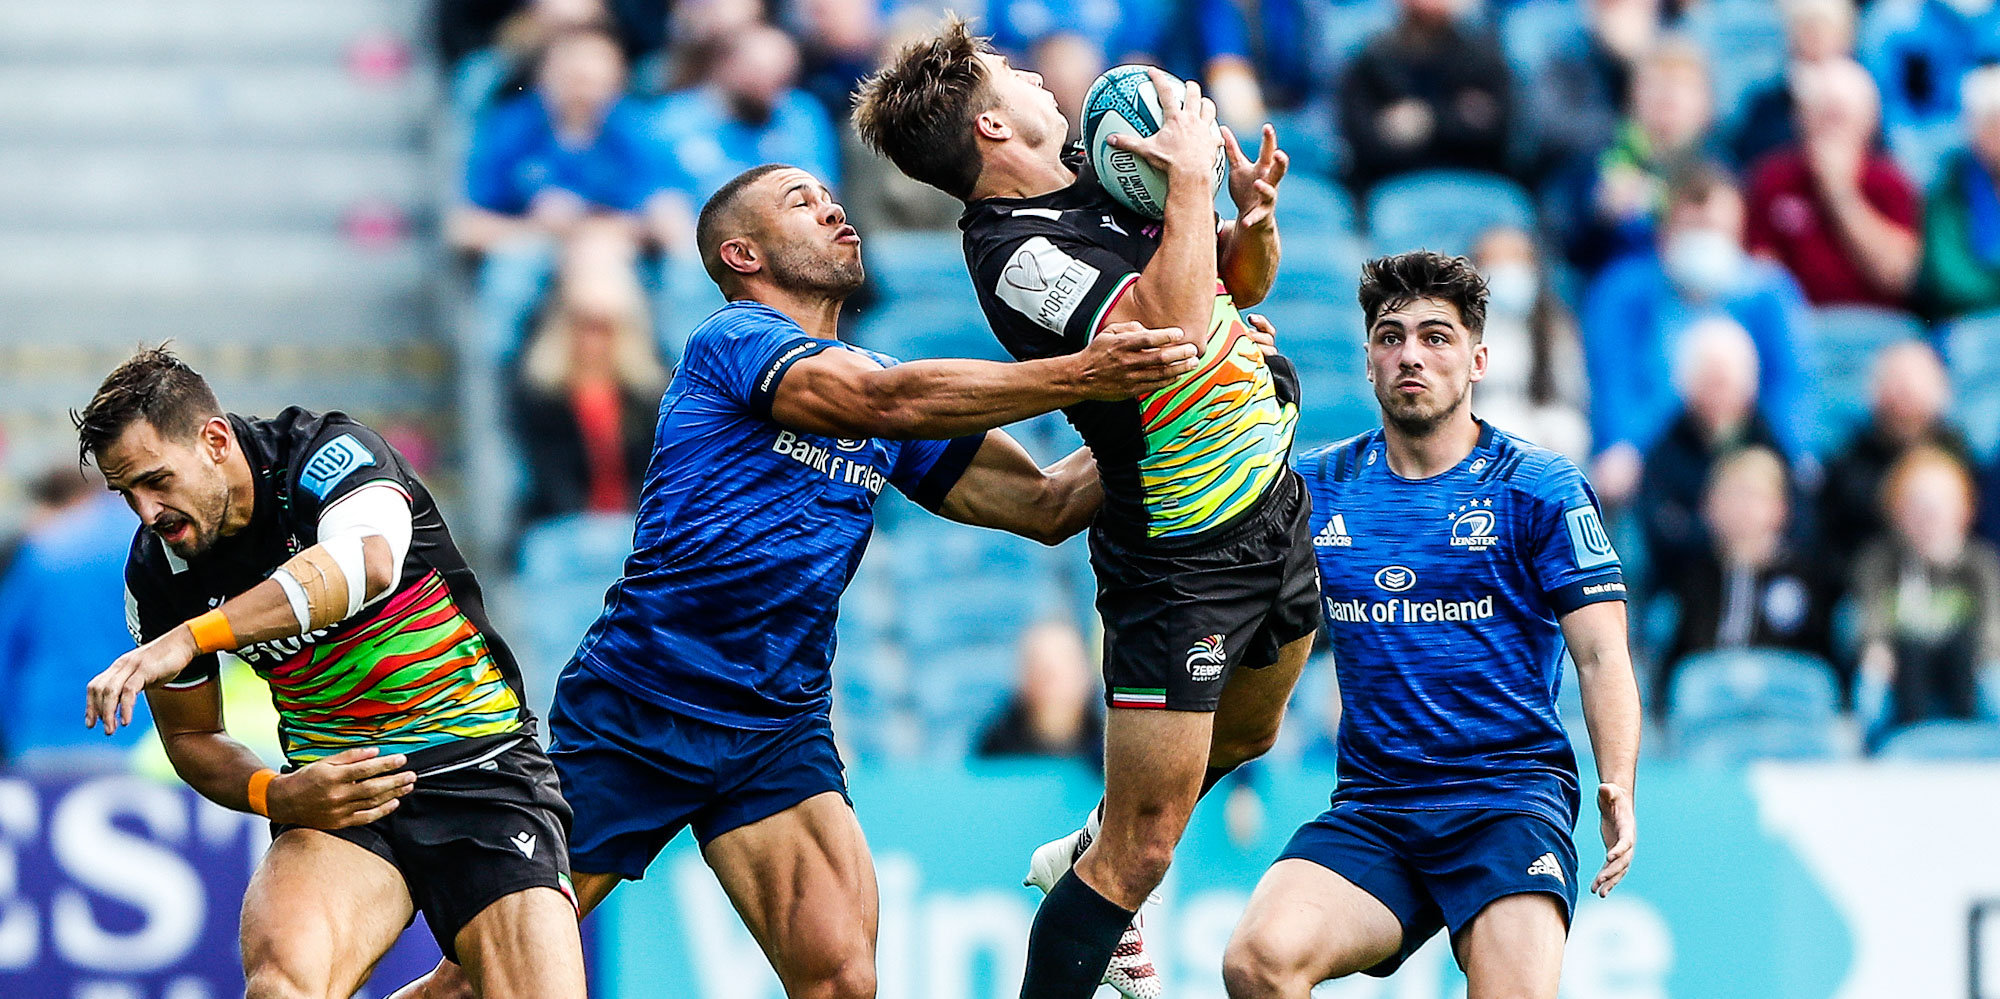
[1357,250,1488,340]
[850,15,998,200]
[72,345,221,466]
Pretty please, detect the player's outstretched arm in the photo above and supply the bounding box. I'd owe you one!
[1563,599,1641,898]
[769,322,1197,440]
[934,432,1101,545]
[1217,123,1288,308]
[145,683,414,828]
[85,485,411,735]
[1102,71,1226,347]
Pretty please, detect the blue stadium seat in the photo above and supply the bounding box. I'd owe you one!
[1313,0,1397,78]
[860,230,975,304]
[850,296,1005,361]
[1944,310,2000,459]
[517,512,635,585]
[1682,0,1787,128]
[1500,0,1586,79]
[1218,171,1357,236]
[1874,720,2000,760]
[1804,306,1930,456]
[1667,649,1847,761]
[1365,170,1537,257]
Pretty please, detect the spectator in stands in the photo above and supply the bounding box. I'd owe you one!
[449,0,617,115]
[653,0,766,92]
[455,27,689,254]
[1729,0,1858,169]
[1917,65,2000,319]
[836,10,972,232]
[1529,0,1660,178]
[651,23,840,201]
[1553,35,1719,273]
[1745,57,1922,308]
[1820,341,1973,581]
[1471,226,1592,462]
[1583,163,1812,503]
[511,224,667,527]
[1863,0,2000,163]
[1337,0,1513,194]
[1855,445,2000,739]
[0,466,145,767]
[1657,446,1836,716]
[796,0,883,126]
[1146,0,1305,127]
[1029,33,1107,143]
[1637,316,1795,581]
[975,621,1104,765]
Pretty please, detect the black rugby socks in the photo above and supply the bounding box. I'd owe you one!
[1019,869,1135,999]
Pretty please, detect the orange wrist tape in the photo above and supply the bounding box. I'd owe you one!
[186,608,237,655]
[247,768,276,817]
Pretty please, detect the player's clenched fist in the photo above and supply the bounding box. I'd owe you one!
[85,625,199,735]
[1073,321,1199,399]
[267,747,417,830]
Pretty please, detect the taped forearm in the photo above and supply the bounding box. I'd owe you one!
[273,482,414,632]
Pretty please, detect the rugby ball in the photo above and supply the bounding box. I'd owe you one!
[1083,64,1227,220]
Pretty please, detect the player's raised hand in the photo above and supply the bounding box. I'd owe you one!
[84,626,200,735]
[1222,123,1289,230]
[1075,321,1201,399]
[1105,69,1221,179]
[1592,781,1636,897]
[1245,313,1280,356]
[267,746,416,829]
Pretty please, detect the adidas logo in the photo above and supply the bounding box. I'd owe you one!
[1314,514,1353,547]
[510,831,537,859]
[1527,853,1563,884]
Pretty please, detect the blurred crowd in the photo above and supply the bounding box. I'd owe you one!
[10,0,2000,767]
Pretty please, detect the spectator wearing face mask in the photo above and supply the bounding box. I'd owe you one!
[1470,226,1591,463]
[1581,163,1813,505]
[651,22,840,201]
[1854,445,2000,743]
[1657,445,1835,716]
[1917,65,2000,318]
[1745,57,1922,308]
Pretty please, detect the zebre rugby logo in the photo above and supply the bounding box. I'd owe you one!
[1185,634,1227,681]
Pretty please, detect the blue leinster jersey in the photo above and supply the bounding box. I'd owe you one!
[572,301,983,729]
[1298,423,1625,829]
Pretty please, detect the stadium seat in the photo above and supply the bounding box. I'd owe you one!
[1500,0,1587,79]
[1364,170,1537,257]
[858,230,977,305]
[1666,649,1847,761]
[1218,171,1358,236]
[1804,305,1930,456]
[1682,0,1787,127]
[1874,720,2000,760]
[1944,310,2000,459]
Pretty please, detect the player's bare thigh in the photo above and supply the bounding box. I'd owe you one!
[453,886,587,999]
[701,791,879,999]
[385,873,619,999]
[1222,859,1403,999]
[1451,892,1567,999]
[1210,633,1314,766]
[240,828,416,999]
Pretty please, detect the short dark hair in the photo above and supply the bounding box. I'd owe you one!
[73,346,222,466]
[1664,160,1737,214]
[696,163,793,291]
[851,16,998,200]
[1357,250,1489,339]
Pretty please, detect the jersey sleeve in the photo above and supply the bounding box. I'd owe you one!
[289,420,415,526]
[124,549,220,691]
[972,220,1141,357]
[888,434,987,512]
[683,308,836,418]
[1525,457,1627,616]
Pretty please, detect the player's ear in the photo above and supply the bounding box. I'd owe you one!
[974,108,1011,142]
[1468,337,1490,383]
[718,236,761,278]
[199,416,231,464]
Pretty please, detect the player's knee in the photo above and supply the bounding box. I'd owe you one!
[1211,722,1282,767]
[243,965,321,999]
[791,955,875,999]
[1221,935,1301,999]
